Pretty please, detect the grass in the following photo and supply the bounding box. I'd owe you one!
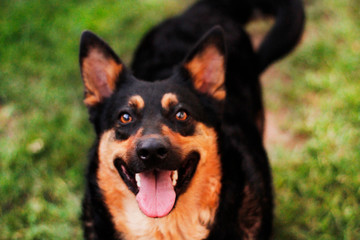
[0,0,359,239]
[262,0,360,239]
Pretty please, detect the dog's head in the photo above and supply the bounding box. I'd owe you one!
[80,27,226,218]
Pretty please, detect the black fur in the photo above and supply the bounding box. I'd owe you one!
[80,0,305,239]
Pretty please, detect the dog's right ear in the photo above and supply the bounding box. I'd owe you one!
[79,31,124,107]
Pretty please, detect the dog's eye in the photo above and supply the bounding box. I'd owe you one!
[120,113,133,124]
[175,110,188,121]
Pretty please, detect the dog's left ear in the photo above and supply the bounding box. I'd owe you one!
[79,31,124,107]
[183,26,226,101]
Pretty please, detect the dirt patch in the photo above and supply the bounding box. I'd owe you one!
[263,109,307,150]
[261,67,307,151]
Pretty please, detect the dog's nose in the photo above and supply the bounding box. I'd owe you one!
[137,138,169,161]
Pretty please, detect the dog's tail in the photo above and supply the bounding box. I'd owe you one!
[207,0,305,73]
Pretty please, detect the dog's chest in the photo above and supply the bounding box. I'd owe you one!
[118,198,215,240]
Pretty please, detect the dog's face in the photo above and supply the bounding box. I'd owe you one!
[80,28,226,219]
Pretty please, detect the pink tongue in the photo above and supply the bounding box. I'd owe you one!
[135,170,176,218]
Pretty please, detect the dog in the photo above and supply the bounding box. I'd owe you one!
[79,0,305,239]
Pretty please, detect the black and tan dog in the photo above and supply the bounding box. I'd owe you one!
[79,0,304,239]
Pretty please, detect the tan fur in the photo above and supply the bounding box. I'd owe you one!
[239,185,263,240]
[82,48,123,106]
[161,93,179,111]
[97,123,222,240]
[97,128,144,238]
[185,45,226,100]
[129,95,145,111]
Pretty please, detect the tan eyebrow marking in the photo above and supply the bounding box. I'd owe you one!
[128,95,145,111]
[161,93,179,111]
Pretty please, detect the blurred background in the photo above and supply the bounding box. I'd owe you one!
[0,0,359,239]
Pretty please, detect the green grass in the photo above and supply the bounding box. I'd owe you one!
[264,0,360,239]
[0,0,359,239]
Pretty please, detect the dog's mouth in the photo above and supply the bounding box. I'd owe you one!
[114,151,200,218]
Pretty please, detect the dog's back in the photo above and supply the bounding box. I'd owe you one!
[131,0,304,134]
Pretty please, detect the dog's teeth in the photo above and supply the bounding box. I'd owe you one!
[172,170,178,187]
[173,170,178,181]
[135,174,141,187]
